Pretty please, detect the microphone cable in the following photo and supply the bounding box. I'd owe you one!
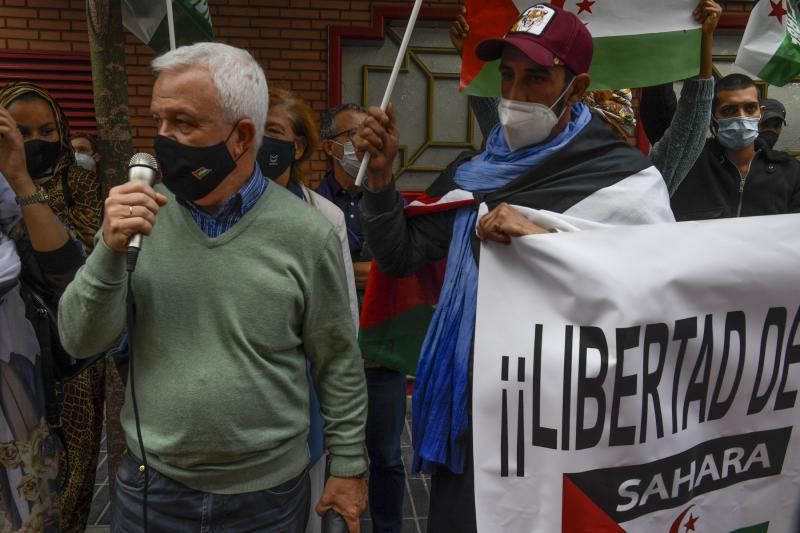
[122,152,157,532]
[126,269,149,532]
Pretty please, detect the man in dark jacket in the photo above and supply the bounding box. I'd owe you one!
[671,74,800,220]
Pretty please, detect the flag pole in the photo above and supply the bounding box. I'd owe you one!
[165,0,177,50]
[354,0,424,188]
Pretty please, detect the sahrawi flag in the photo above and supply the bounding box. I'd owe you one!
[358,191,474,375]
[461,0,702,94]
[735,0,800,86]
[122,0,213,55]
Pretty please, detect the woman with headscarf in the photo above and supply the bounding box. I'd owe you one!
[0,98,83,531]
[0,82,104,532]
[0,83,102,253]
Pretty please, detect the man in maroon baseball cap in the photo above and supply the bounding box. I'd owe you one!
[476,3,593,76]
[351,4,672,531]
[474,3,594,150]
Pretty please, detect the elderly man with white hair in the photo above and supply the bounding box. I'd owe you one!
[58,42,368,531]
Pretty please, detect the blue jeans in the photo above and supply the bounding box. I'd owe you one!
[112,451,309,532]
[365,367,407,533]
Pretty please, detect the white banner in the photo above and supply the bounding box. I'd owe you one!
[473,210,800,533]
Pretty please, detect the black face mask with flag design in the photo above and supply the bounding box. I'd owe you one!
[153,126,241,202]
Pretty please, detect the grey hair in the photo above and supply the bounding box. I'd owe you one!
[152,42,268,149]
[320,103,366,140]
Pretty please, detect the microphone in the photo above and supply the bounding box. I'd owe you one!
[126,153,158,273]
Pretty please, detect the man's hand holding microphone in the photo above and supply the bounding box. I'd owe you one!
[103,155,167,264]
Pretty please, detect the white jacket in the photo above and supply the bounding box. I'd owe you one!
[301,185,359,330]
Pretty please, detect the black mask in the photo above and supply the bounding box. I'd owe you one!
[154,128,240,202]
[757,131,779,150]
[25,139,60,178]
[257,137,296,180]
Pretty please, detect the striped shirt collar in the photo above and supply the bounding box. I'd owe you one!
[180,165,267,238]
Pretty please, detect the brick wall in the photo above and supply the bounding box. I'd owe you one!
[0,0,754,182]
[206,0,464,180]
[720,1,756,14]
[1,0,462,182]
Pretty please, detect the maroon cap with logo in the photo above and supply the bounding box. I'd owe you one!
[476,3,593,75]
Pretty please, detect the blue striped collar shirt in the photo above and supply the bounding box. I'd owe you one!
[181,165,267,238]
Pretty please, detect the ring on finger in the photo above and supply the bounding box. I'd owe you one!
[129,205,133,217]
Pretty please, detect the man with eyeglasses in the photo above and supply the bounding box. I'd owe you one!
[318,103,408,533]
[318,104,371,289]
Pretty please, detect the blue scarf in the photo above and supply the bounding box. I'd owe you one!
[412,103,592,474]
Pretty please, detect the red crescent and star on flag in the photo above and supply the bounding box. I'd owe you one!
[770,0,789,24]
[669,505,701,533]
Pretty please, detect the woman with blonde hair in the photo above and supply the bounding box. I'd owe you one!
[257,86,359,533]
[258,87,358,325]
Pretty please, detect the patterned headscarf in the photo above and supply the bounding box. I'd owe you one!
[0,82,75,185]
[0,82,102,252]
[583,89,636,139]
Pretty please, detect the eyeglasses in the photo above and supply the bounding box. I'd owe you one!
[325,127,358,140]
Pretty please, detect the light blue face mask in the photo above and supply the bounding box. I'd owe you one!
[715,116,761,150]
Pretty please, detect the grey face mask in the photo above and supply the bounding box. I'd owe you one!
[331,140,361,178]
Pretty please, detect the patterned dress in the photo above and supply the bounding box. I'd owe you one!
[0,180,60,533]
[0,82,105,533]
[42,164,105,533]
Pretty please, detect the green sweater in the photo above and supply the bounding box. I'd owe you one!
[58,183,367,493]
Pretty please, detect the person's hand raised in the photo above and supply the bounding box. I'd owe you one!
[351,103,399,191]
[0,106,33,194]
[693,0,722,36]
[450,6,469,54]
